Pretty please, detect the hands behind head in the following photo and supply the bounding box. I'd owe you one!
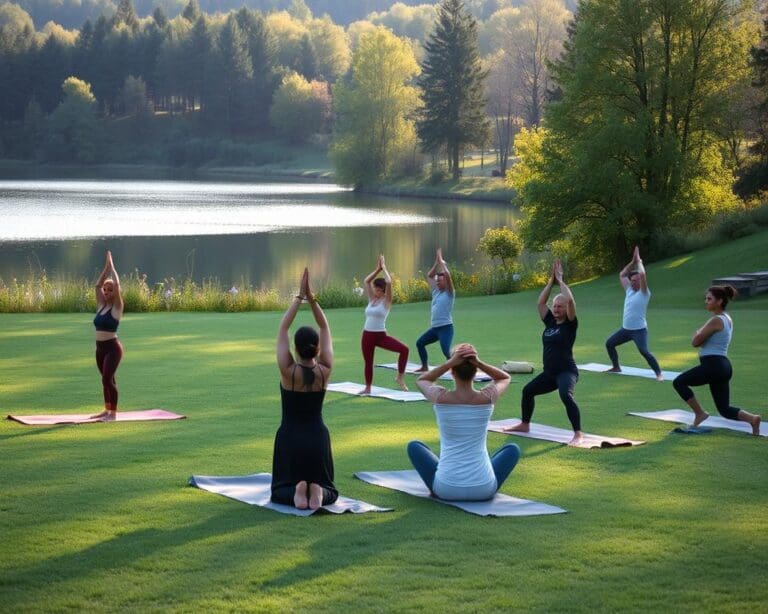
[448,343,478,366]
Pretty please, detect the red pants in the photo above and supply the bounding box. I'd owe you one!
[361,330,409,387]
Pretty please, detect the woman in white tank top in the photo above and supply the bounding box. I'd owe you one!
[359,255,410,394]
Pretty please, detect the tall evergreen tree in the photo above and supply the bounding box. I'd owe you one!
[234,7,276,131]
[182,0,201,24]
[417,0,489,179]
[750,13,768,165]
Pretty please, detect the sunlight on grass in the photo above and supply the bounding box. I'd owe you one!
[0,328,68,338]
[665,256,693,268]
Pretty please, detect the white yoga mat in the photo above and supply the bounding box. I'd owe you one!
[6,409,185,425]
[327,381,425,402]
[376,362,492,382]
[189,473,393,516]
[488,419,645,448]
[628,409,767,437]
[577,362,680,380]
[354,470,566,517]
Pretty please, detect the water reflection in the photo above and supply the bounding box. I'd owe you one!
[0,179,518,291]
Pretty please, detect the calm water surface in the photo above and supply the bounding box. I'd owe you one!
[0,179,518,291]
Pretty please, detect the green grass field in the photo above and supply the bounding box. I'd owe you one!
[1,232,767,612]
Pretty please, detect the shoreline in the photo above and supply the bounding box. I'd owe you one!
[0,159,514,203]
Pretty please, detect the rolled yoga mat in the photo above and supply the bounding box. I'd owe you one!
[189,473,393,516]
[488,419,645,448]
[7,409,186,425]
[354,470,566,517]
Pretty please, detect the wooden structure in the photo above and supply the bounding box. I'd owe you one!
[711,271,768,298]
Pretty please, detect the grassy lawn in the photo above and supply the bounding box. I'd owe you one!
[1,233,767,612]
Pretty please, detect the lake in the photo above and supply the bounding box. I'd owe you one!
[0,179,518,292]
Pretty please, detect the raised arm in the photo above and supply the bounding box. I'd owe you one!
[415,344,470,397]
[554,259,576,320]
[634,247,648,293]
[537,263,556,320]
[95,252,111,306]
[108,252,124,312]
[470,355,511,396]
[437,249,454,295]
[276,292,303,374]
[306,271,333,370]
[380,255,393,306]
[363,255,383,301]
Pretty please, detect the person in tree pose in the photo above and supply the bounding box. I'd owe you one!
[360,254,409,394]
[673,285,762,435]
[505,259,584,446]
[604,246,663,381]
[271,268,338,510]
[408,343,520,501]
[91,250,124,421]
[415,248,455,372]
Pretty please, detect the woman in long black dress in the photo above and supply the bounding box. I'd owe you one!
[271,268,338,510]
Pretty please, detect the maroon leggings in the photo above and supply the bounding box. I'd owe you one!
[361,330,409,387]
[96,338,123,410]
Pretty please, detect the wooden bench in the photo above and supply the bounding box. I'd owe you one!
[711,271,768,298]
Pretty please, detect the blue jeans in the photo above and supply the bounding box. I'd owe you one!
[605,327,661,374]
[406,440,521,499]
[416,324,454,367]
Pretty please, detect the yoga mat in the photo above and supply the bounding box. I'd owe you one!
[673,426,713,435]
[354,470,566,517]
[327,381,425,402]
[577,362,680,380]
[189,473,392,516]
[488,419,645,448]
[628,409,767,437]
[6,409,185,425]
[376,362,492,382]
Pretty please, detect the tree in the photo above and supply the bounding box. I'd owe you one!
[297,33,318,79]
[477,226,522,267]
[270,72,326,142]
[509,0,747,270]
[417,0,490,179]
[45,76,99,163]
[750,12,768,166]
[307,15,350,81]
[122,74,149,116]
[113,0,139,32]
[331,27,421,187]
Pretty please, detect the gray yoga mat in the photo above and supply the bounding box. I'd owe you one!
[578,362,680,380]
[326,381,425,402]
[488,419,645,448]
[628,409,767,437]
[189,473,393,516]
[354,470,566,517]
[376,362,492,382]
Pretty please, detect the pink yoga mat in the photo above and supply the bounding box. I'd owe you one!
[6,409,185,425]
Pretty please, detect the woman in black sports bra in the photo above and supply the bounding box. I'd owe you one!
[91,251,124,421]
[271,268,338,510]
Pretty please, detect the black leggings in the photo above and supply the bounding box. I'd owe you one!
[673,355,740,420]
[96,338,123,410]
[271,485,338,507]
[522,370,581,431]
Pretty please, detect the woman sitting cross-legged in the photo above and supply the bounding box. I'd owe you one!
[408,344,521,501]
[271,268,338,510]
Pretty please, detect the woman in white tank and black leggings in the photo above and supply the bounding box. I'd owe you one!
[673,285,761,435]
[91,250,124,421]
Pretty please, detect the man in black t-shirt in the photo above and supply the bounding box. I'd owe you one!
[504,259,584,446]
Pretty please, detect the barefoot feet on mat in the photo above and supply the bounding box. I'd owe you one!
[503,421,530,433]
[294,481,308,509]
[568,431,584,447]
[395,375,409,391]
[692,411,710,427]
[604,367,622,373]
[308,483,323,510]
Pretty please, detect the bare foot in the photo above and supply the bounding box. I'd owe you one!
[359,387,371,395]
[568,431,584,447]
[90,409,109,419]
[503,421,530,433]
[604,367,621,373]
[692,411,710,427]
[294,481,308,509]
[750,415,761,437]
[413,366,429,373]
[90,410,116,421]
[395,375,409,391]
[308,483,323,510]
[655,373,664,382]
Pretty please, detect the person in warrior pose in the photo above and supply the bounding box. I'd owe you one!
[408,343,521,501]
[604,246,663,381]
[91,250,124,421]
[505,259,584,446]
[415,248,455,372]
[672,285,761,436]
[272,268,338,509]
[360,254,409,394]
